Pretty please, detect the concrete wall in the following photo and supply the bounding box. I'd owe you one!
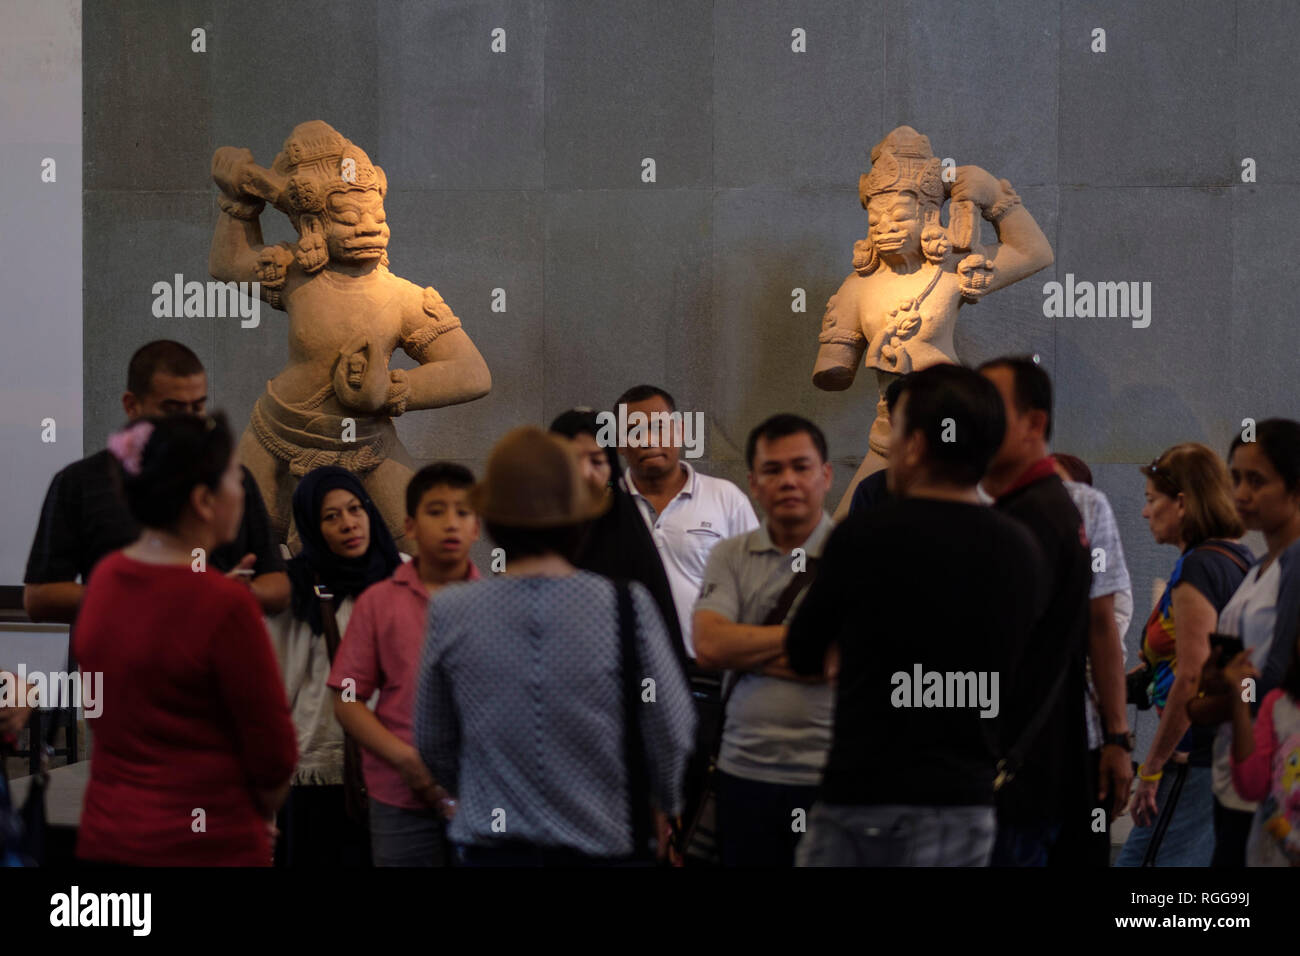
[78,0,1300,751]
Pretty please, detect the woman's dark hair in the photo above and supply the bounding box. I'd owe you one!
[484,520,585,562]
[1052,452,1093,486]
[120,413,234,531]
[1228,418,1300,494]
[549,407,622,483]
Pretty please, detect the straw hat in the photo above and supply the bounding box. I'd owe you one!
[470,426,609,527]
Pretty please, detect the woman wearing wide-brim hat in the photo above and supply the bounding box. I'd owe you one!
[412,427,697,865]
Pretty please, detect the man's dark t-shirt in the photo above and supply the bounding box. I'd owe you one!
[848,469,892,518]
[786,497,1045,807]
[24,449,284,586]
[992,459,1092,825]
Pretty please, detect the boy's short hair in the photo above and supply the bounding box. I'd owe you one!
[406,462,476,517]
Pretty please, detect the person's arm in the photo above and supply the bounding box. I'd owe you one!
[1144,584,1215,771]
[248,571,290,616]
[1090,592,1133,810]
[238,469,291,615]
[333,694,445,806]
[1229,681,1275,804]
[413,607,460,799]
[630,585,697,815]
[950,165,1053,293]
[0,669,35,741]
[786,522,852,675]
[23,467,86,624]
[692,611,786,672]
[211,596,297,814]
[22,581,84,625]
[1130,583,1215,825]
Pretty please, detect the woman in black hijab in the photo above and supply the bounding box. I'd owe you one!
[550,408,688,669]
[270,465,401,867]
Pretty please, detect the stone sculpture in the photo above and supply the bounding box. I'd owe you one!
[209,120,491,551]
[812,126,1053,516]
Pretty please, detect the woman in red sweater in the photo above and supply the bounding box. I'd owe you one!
[74,413,297,866]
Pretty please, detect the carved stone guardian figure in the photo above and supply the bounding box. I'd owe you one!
[812,126,1052,515]
[209,121,491,549]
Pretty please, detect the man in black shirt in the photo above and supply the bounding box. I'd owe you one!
[787,365,1045,866]
[24,340,289,623]
[978,355,1092,866]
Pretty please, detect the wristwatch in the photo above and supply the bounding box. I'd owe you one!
[1103,731,1136,752]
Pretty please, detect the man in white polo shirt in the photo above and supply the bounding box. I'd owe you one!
[615,385,759,660]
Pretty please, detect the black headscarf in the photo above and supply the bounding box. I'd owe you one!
[286,466,401,634]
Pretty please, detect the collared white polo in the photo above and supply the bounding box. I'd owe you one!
[626,461,759,657]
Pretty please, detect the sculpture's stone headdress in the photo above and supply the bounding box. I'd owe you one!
[854,126,950,275]
[271,121,388,273]
[858,126,944,210]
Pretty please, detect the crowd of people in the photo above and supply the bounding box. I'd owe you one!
[2,339,1298,868]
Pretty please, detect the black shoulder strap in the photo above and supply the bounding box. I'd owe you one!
[994,663,1069,792]
[616,582,652,860]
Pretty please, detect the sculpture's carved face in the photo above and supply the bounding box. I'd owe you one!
[867,191,923,255]
[323,189,390,262]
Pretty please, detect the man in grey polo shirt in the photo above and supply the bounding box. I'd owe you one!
[693,413,836,867]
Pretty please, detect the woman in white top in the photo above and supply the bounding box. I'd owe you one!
[267,465,401,866]
[1202,420,1300,866]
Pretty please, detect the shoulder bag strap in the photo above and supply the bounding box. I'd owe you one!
[1196,542,1250,575]
[616,581,653,860]
[313,573,343,663]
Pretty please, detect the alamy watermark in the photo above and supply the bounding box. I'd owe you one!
[890,664,999,718]
[1041,273,1151,329]
[594,403,705,459]
[0,665,102,718]
[151,273,261,328]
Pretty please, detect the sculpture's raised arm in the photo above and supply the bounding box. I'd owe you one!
[208,146,285,296]
[949,164,1053,294]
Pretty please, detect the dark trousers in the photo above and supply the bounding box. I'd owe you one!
[681,664,724,828]
[990,819,1063,867]
[1211,798,1255,868]
[715,770,819,867]
[1048,747,1111,867]
[274,784,372,868]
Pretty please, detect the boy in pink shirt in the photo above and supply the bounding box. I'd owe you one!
[328,463,480,866]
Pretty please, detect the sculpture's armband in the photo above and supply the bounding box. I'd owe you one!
[984,179,1022,224]
[402,287,464,363]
